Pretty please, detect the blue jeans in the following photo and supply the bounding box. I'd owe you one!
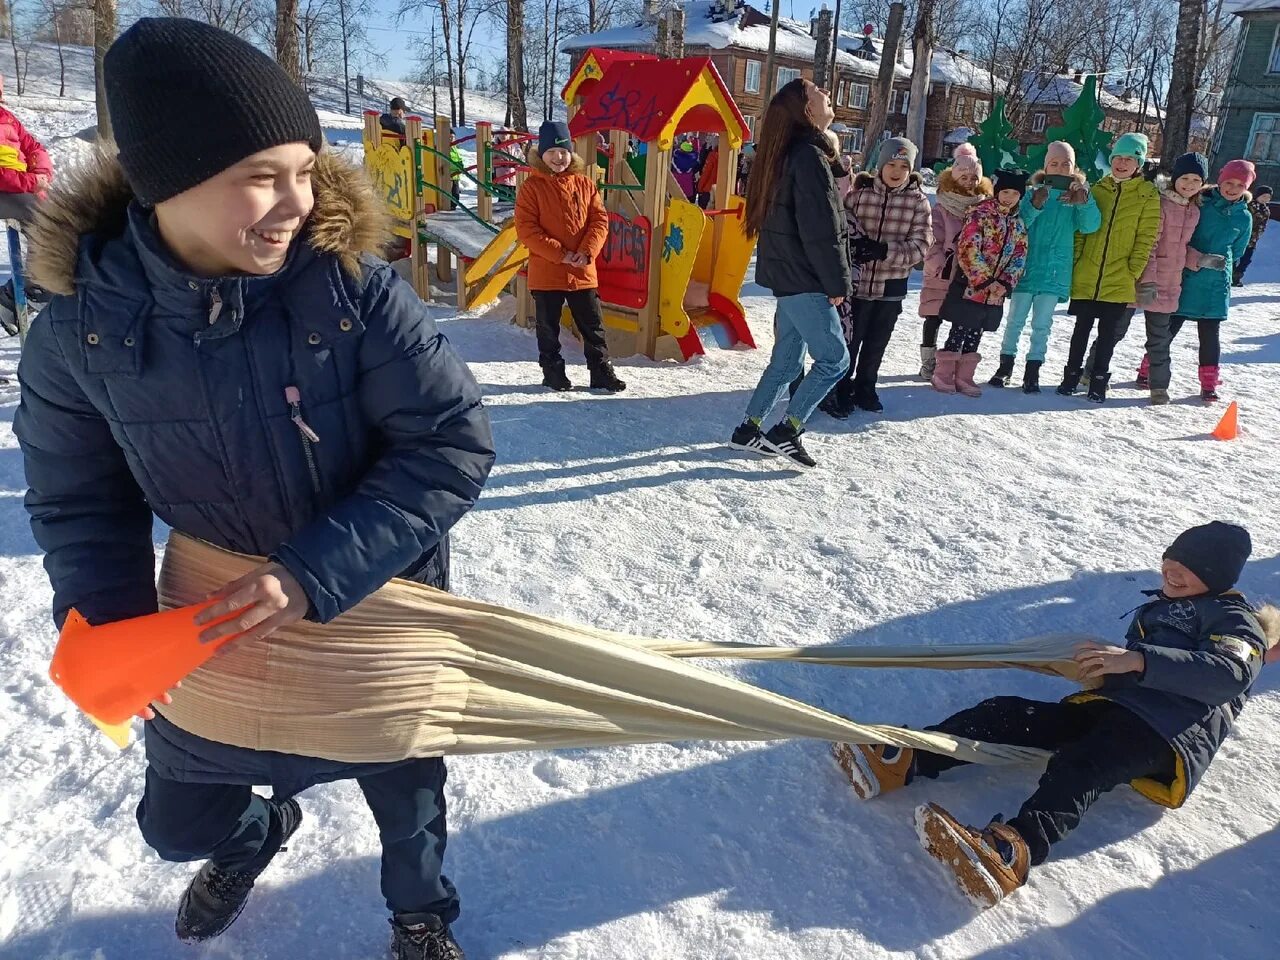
[1001,291,1059,363]
[744,293,849,424]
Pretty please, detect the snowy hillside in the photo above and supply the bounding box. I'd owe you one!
[4,39,1280,960]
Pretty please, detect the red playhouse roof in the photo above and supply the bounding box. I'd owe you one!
[561,47,658,104]
[567,56,749,150]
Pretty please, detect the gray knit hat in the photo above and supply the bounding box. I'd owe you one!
[877,136,918,170]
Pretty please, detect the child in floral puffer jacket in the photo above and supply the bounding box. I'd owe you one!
[931,169,1030,397]
[988,142,1099,393]
[919,143,992,380]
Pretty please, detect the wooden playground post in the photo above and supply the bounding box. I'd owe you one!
[711,140,740,267]
[514,162,534,330]
[638,144,671,358]
[606,130,630,216]
[434,115,453,284]
[406,115,427,298]
[475,122,493,223]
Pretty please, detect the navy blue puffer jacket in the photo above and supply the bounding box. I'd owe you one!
[19,150,495,629]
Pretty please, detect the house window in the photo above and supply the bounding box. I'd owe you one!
[1270,24,1280,74]
[1032,112,1047,133]
[973,100,990,122]
[900,90,910,114]
[1247,113,1280,163]
[844,127,865,154]
[776,67,801,91]
[744,114,756,138]
[851,82,870,110]
[835,79,845,106]
[744,60,761,94]
[953,95,966,118]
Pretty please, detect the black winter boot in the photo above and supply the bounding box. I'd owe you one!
[987,354,1016,388]
[390,913,466,960]
[1086,372,1111,404]
[588,362,627,392]
[1055,367,1083,396]
[541,360,572,392]
[176,798,303,943]
[1022,360,1042,394]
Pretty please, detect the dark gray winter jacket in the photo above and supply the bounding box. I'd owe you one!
[1076,592,1268,808]
[19,150,495,631]
[753,133,852,300]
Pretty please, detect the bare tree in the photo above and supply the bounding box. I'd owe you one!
[1164,0,1203,159]
[94,0,115,139]
[153,0,263,37]
[37,0,85,95]
[505,0,526,129]
[276,0,301,82]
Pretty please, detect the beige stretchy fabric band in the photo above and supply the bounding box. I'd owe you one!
[156,533,1094,766]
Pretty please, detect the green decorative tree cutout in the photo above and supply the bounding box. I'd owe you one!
[1025,76,1114,182]
[969,97,1028,175]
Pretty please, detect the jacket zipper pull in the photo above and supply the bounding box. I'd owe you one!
[208,288,223,326]
[285,386,321,443]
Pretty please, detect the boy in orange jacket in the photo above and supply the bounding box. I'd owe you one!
[515,121,625,392]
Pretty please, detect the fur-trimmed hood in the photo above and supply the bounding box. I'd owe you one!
[527,150,588,178]
[29,148,389,296]
[936,168,993,219]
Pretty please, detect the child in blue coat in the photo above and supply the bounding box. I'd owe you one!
[989,141,1100,393]
[1169,159,1257,401]
[833,522,1275,910]
[18,20,493,960]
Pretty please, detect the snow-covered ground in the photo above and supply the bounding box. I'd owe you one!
[4,41,1280,960]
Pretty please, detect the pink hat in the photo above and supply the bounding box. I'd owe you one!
[951,142,981,178]
[1218,159,1257,188]
[1045,140,1076,167]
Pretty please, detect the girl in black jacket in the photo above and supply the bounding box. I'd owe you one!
[728,78,852,469]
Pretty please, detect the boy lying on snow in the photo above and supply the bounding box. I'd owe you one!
[833,521,1278,909]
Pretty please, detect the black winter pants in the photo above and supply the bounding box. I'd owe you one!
[1169,316,1222,367]
[534,289,611,372]
[835,298,904,402]
[137,751,459,921]
[917,696,1174,866]
[942,325,983,354]
[1066,300,1130,375]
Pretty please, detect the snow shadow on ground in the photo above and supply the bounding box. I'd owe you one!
[966,823,1280,960]
[1224,331,1280,365]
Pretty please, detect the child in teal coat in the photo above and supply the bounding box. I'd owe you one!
[1170,159,1256,401]
[989,141,1100,393]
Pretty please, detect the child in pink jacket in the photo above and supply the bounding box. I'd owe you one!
[919,143,992,379]
[1136,153,1206,405]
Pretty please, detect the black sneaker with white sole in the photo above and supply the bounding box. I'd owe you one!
[175,797,303,943]
[762,421,817,468]
[729,420,774,456]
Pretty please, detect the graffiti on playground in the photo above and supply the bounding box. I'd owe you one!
[598,213,651,308]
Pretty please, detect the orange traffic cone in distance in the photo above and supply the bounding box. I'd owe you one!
[1212,401,1239,441]
[48,601,243,733]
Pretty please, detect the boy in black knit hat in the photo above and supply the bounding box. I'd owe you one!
[832,521,1277,909]
[18,17,493,960]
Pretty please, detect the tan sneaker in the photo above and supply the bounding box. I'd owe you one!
[913,802,1029,909]
[831,743,915,799]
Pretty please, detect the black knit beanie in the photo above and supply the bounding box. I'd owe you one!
[105,18,324,207]
[1163,521,1252,595]
[993,168,1030,200]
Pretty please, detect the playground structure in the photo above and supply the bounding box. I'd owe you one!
[360,47,757,361]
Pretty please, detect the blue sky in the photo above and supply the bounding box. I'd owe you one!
[365,0,514,83]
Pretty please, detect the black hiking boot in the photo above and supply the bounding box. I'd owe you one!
[175,798,303,943]
[987,354,1016,388]
[541,361,572,392]
[1086,372,1111,404]
[1055,367,1083,396]
[762,421,817,469]
[729,419,774,456]
[817,391,850,420]
[1022,360,1042,394]
[588,363,626,392]
[852,388,883,413]
[390,913,466,960]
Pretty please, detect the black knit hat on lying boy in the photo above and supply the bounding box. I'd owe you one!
[1164,521,1252,595]
[105,18,324,207]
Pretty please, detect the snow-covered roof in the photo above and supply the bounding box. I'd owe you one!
[561,2,997,91]
[1022,73,1161,120]
[1223,0,1280,13]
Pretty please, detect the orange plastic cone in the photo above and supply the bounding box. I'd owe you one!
[1212,401,1239,441]
[48,602,244,744]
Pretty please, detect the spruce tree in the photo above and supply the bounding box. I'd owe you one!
[1026,76,1113,181]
